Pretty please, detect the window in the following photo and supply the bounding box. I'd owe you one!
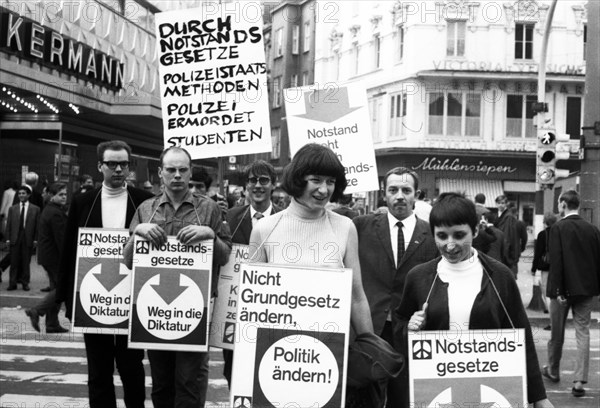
[275,28,283,57]
[290,74,298,88]
[303,22,310,52]
[583,25,587,60]
[302,72,309,86]
[396,26,404,62]
[447,21,466,57]
[292,25,299,54]
[566,97,582,139]
[369,97,382,142]
[428,92,482,137]
[515,23,534,60]
[271,128,281,159]
[353,43,360,75]
[273,77,282,108]
[374,34,381,68]
[506,94,537,138]
[390,92,407,138]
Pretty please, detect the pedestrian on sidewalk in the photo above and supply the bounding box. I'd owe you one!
[543,190,600,398]
[530,212,558,315]
[25,182,69,333]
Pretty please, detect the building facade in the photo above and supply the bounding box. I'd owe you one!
[314,0,586,226]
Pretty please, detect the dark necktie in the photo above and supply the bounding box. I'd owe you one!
[253,212,264,226]
[397,221,405,268]
[19,203,25,232]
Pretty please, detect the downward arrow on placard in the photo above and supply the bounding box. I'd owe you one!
[93,260,128,292]
[151,270,188,305]
[295,87,360,123]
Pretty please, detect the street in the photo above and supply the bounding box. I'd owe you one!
[1,254,598,407]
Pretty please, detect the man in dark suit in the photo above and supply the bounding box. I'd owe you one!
[13,172,44,209]
[56,140,153,408]
[353,167,438,407]
[543,190,600,398]
[5,185,40,290]
[494,194,521,278]
[223,160,281,386]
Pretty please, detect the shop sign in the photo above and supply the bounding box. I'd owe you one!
[433,59,585,76]
[0,7,124,90]
[412,157,517,176]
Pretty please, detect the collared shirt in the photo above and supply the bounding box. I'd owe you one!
[250,203,273,226]
[387,212,417,267]
[129,190,231,247]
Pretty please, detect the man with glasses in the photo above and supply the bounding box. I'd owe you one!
[222,160,281,387]
[57,140,154,408]
[124,146,232,408]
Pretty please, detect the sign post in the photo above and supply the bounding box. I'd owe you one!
[408,329,527,406]
[231,263,352,408]
[128,237,213,351]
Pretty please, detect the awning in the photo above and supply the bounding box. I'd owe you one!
[437,178,504,207]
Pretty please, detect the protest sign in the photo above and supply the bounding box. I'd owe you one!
[209,243,248,350]
[408,329,527,407]
[128,236,213,351]
[72,228,131,334]
[284,84,379,194]
[155,3,271,159]
[230,263,352,408]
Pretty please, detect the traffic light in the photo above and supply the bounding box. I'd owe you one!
[537,126,570,187]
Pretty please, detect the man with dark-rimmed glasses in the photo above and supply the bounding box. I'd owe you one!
[57,140,154,408]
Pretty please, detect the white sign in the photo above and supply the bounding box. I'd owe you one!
[209,244,248,350]
[231,263,352,408]
[128,237,213,351]
[408,329,527,407]
[72,228,131,334]
[155,4,272,159]
[285,84,379,194]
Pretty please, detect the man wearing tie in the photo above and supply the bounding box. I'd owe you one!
[223,160,282,386]
[5,185,40,291]
[354,167,438,407]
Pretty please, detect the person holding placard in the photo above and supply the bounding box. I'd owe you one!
[395,192,553,408]
[57,140,154,408]
[124,146,232,408]
[223,160,281,387]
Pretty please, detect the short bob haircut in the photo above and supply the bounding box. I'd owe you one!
[97,140,132,162]
[244,160,277,184]
[280,143,347,202]
[429,192,479,235]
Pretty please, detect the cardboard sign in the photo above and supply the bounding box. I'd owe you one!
[231,263,352,408]
[209,243,248,350]
[408,329,527,407]
[72,228,131,334]
[284,84,379,194]
[128,236,213,351]
[155,3,271,159]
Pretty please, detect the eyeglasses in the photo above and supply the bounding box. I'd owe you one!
[247,176,271,186]
[102,161,129,170]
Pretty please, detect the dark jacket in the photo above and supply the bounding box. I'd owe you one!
[37,202,67,268]
[333,206,359,220]
[226,204,281,245]
[494,211,521,267]
[394,252,547,405]
[6,202,40,246]
[486,225,508,265]
[531,227,550,272]
[56,186,154,318]
[353,213,439,337]
[547,214,600,298]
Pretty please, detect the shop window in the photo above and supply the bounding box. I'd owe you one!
[515,23,534,60]
[271,128,280,159]
[273,77,282,108]
[390,92,407,138]
[506,94,537,138]
[292,25,299,55]
[566,97,582,140]
[447,21,466,57]
[396,26,404,62]
[428,92,481,137]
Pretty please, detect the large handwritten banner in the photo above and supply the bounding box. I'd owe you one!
[155,3,271,159]
[231,263,352,408]
[209,243,248,350]
[72,228,131,334]
[284,84,379,194]
[128,236,213,351]
[408,329,527,406]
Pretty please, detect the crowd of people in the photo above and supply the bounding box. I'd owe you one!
[0,140,599,408]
